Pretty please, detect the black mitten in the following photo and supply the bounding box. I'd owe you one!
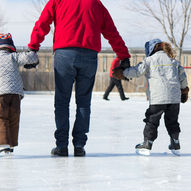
[181,87,189,103]
[28,48,38,52]
[24,63,39,69]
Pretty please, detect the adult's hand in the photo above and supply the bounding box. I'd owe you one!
[28,48,38,52]
[120,58,130,69]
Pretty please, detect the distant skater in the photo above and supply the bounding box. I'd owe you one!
[103,58,129,101]
[0,33,39,154]
[113,39,189,156]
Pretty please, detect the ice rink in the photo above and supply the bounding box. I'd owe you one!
[0,93,191,191]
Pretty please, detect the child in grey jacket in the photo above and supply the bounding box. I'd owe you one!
[113,39,189,156]
[0,33,39,154]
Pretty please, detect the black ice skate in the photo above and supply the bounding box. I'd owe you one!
[0,148,8,153]
[121,97,129,101]
[0,145,12,154]
[169,138,180,156]
[3,148,14,154]
[51,147,68,157]
[74,147,86,157]
[135,140,153,156]
[103,96,110,101]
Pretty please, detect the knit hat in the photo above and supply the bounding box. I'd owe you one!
[145,38,162,57]
[0,33,16,52]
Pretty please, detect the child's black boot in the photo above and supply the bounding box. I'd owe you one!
[169,133,180,156]
[135,140,153,156]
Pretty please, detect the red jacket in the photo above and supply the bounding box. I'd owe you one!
[110,57,120,77]
[28,0,130,60]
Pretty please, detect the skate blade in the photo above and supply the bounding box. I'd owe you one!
[171,149,180,156]
[136,149,150,156]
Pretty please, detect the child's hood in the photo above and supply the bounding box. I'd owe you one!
[145,39,162,57]
[0,33,16,52]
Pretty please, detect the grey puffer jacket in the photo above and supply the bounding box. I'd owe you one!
[123,51,188,105]
[0,50,39,97]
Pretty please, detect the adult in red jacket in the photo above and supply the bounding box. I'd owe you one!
[28,0,131,157]
[103,58,129,101]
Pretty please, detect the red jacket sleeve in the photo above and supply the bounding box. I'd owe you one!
[100,4,131,60]
[28,0,55,50]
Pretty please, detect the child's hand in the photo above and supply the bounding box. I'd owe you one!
[181,87,189,103]
[112,67,126,80]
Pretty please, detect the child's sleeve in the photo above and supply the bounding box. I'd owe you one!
[14,51,39,66]
[178,64,188,89]
[123,59,147,78]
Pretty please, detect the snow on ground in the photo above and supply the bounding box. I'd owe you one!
[0,92,191,191]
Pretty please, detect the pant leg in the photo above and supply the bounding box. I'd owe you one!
[9,94,21,147]
[54,49,77,148]
[72,48,98,147]
[164,104,180,137]
[0,95,10,145]
[143,105,166,141]
[103,78,115,99]
[113,78,126,100]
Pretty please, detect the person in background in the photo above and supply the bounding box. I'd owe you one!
[0,33,39,154]
[113,39,189,156]
[28,0,131,157]
[103,57,129,101]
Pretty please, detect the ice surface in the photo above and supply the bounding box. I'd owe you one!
[0,93,191,191]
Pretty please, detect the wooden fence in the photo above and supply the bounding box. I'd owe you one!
[21,70,147,93]
[19,48,191,94]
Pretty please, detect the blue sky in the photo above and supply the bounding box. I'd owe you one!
[1,0,37,47]
[1,0,191,49]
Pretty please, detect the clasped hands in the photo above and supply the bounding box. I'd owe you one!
[112,58,130,80]
[24,48,39,69]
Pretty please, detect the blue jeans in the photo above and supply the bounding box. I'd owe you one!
[54,48,98,148]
